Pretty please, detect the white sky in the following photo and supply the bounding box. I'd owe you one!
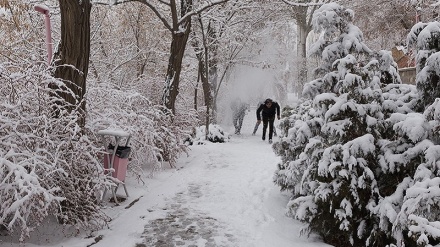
[0,112,330,247]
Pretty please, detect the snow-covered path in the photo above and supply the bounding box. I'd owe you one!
[141,134,328,247]
[0,113,330,247]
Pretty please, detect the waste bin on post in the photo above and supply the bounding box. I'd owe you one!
[104,144,131,182]
[97,129,131,203]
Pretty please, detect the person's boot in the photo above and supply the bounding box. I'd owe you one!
[269,139,273,144]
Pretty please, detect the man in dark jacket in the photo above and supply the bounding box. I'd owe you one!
[256,98,280,143]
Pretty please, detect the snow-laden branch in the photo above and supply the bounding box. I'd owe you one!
[281,0,328,7]
[92,0,173,31]
[178,0,229,26]
[92,0,228,32]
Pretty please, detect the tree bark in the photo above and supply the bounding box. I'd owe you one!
[163,0,192,114]
[191,15,213,138]
[53,0,91,128]
[207,24,218,124]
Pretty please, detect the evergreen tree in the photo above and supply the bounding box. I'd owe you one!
[273,3,404,246]
[408,21,440,109]
[375,20,440,246]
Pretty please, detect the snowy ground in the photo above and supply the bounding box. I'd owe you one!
[0,112,330,247]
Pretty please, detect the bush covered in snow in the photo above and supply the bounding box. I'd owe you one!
[87,82,194,172]
[0,61,109,241]
[0,59,196,241]
[191,124,230,144]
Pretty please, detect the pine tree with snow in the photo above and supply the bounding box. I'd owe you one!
[273,2,373,198]
[273,3,411,246]
[273,99,323,195]
[294,54,388,246]
[408,21,440,109]
[372,20,440,246]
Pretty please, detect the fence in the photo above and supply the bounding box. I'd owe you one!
[398,67,416,85]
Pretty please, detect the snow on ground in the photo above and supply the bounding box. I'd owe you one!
[0,112,330,247]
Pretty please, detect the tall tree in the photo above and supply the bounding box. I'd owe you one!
[109,0,229,114]
[279,0,331,94]
[190,0,255,133]
[342,0,414,50]
[53,0,92,127]
[190,13,213,137]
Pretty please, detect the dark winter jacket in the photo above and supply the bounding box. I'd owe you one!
[256,101,280,121]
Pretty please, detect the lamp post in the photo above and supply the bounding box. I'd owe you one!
[34,5,52,65]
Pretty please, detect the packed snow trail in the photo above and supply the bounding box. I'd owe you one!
[129,112,330,247]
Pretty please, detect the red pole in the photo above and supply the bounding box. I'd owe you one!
[34,5,53,65]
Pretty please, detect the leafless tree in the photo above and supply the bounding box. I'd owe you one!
[278,0,331,94]
[106,0,229,114]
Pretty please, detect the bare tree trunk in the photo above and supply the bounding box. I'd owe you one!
[295,5,311,95]
[134,8,148,77]
[162,0,192,114]
[53,0,91,128]
[198,59,212,138]
[207,25,218,124]
[191,15,213,139]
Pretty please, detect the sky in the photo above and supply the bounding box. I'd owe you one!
[0,110,330,247]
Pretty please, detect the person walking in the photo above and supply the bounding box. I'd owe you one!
[231,98,249,135]
[256,98,280,143]
[252,100,277,136]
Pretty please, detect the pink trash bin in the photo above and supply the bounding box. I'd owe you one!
[104,155,128,182]
[103,146,131,182]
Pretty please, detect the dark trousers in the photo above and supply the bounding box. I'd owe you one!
[262,117,275,140]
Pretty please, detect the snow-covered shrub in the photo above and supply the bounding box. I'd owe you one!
[0,61,109,241]
[191,124,230,144]
[273,100,323,195]
[87,83,194,173]
[293,54,387,246]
